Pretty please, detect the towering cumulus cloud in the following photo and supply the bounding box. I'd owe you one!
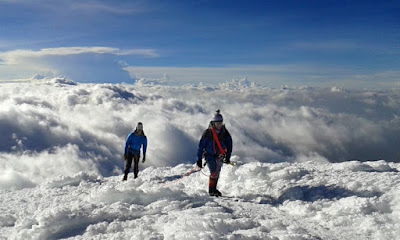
[1,78,399,189]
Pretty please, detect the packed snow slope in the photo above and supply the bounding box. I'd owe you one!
[1,78,400,239]
[1,161,400,239]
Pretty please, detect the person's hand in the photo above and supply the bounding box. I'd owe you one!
[223,157,230,164]
[197,159,202,168]
[218,153,226,161]
[142,155,146,163]
[124,153,128,160]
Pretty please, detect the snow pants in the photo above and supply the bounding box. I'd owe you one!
[206,157,222,190]
[124,151,140,179]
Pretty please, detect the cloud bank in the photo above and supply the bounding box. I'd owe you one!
[0,46,159,83]
[2,46,399,88]
[122,64,400,89]
[1,78,399,189]
[0,47,159,65]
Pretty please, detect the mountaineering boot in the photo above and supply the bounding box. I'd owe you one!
[122,174,128,181]
[134,174,138,179]
[209,188,222,197]
[209,177,221,197]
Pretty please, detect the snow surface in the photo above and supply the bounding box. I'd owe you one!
[2,161,400,239]
[1,78,400,239]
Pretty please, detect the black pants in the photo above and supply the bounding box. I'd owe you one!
[124,152,140,178]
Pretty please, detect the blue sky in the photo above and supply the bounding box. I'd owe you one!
[0,0,399,88]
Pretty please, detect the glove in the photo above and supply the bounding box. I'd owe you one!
[218,153,226,161]
[196,159,202,168]
[124,153,128,160]
[142,155,146,163]
[223,157,230,164]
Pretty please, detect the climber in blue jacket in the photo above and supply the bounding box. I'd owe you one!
[123,122,147,180]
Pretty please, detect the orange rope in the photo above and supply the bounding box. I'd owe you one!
[210,127,226,156]
[162,166,200,187]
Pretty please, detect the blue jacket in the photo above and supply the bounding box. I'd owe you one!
[197,125,232,161]
[125,130,147,155]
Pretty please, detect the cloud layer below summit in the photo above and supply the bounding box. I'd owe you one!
[1,78,399,189]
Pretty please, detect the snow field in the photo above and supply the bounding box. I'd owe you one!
[1,160,400,239]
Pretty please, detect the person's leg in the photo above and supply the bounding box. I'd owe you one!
[133,154,140,178]
[207,158,222,196]
[123,153,133,180]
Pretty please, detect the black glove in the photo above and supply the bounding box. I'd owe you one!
[223,157,230,164]
[142,155,146,163]
[196,159,202,168]
[124,153,128,160]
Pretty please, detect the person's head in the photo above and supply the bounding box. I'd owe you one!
[136,122,143,133]
[211,110,223,130]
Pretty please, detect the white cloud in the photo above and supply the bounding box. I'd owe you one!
[122,64,400,89]
[1,46,397,89]
[0,46,159,82]
[0,47,159,65]
[0,0,153,15]
[1,79,400,189]
[122,64,309,86]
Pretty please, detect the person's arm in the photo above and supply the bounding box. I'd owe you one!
[125,133,132,154]
[197,131,209,167]
[142,136,147,162]
[225,131,233,163]
[142,136,147,154]
[197,134,207,161]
